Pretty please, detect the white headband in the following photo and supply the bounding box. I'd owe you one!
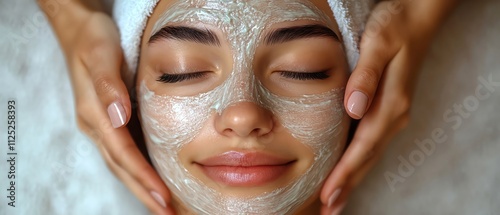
[113,0,372,88]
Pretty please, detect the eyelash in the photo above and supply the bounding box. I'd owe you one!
[157,72,208,83]
[156,70,330,83]
[279,70,330,80]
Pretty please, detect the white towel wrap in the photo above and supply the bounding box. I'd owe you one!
[113,0,372,88]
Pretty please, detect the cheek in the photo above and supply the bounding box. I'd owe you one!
[138,82,214,151]
[176,114,222,162]
[258,84,346,153]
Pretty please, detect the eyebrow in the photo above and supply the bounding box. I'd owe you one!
[264,24,340,45]
[149,26,221,46]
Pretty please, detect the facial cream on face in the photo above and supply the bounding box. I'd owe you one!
[139,0,346,214]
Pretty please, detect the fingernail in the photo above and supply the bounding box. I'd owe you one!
[331,202,347,215]
[327,188,342,208]
[107,101,126,128]
[347,91,368,118]
[150,191,167,208]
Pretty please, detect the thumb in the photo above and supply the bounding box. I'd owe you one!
[344,37,394,119]
[83,42,131,129]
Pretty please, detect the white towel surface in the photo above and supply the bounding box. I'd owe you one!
[113,0,160,88]
[0,0,499,215]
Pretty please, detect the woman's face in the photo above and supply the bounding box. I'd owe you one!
[137,0,350,214]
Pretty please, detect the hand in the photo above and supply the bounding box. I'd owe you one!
[320,1,456,214]
[38,2,174,213]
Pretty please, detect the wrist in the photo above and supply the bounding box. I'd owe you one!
[38,0,102,49]
[406,0,458,37]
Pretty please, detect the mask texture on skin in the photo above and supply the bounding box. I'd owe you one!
[139,0,346,214]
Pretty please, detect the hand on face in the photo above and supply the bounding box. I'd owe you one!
[320,1,454,213]
[48,10,173,215]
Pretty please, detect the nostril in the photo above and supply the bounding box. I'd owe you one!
[215,102,275,137]
[222,128,234,136]
[252,128,262,136]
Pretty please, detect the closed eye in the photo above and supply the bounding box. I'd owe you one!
[157,72,208,83]
[278,70,330,80]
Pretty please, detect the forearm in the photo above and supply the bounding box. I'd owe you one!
[37,0,105,50]
[405,0,459,35]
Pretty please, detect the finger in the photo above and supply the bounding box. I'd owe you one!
[72,57,114,144]
[321,91,394,206]
[81,34,131,129]
[344,34,395,119]
[321,186,352,215]
[75,72,173,213]
[97,144,174,215]
[98,122,172,208]
[323,48,414,206]
[75,118,103,143]
[321,111,403,207]
[75,93,173,213]
[71,56,172,212]
[343,0,406,119]
[326,154,381,215]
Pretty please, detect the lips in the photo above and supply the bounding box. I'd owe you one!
[195,151,295,186]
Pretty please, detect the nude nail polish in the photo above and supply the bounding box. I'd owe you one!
[327,188,342,208]
[151,191,167,208]
[107,101,126,128]
[347,91,368,118]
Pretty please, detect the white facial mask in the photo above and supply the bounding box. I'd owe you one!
[139,0,346,214]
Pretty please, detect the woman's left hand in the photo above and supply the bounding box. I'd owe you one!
[320,1,458,214]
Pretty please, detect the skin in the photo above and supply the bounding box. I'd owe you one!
[38,0,458,214]
[136,1,350,214]
[321,1,458,214]
[37,1,173,214]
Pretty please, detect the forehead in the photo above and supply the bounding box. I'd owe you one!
[151,0,334,37]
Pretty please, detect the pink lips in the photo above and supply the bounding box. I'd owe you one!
[196,151,295,186]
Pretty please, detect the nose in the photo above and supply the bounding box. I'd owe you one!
[215,102,274,138]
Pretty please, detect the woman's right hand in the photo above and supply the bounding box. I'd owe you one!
[38,1,173,214]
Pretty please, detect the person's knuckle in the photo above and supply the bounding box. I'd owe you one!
[397,105,411,128]
[362,28,403,57]
[133,163,151,184]
[97,117,114,134]
[81,36,121,70]
[106,148,122,167]
[75,120,103,144]
[386,91,412,130]
[397,94,411,116]
[80,39,110,63]
[93,75,117,97]
[386,90,411,113]
[87,38,113,56]
[362,30,388,47]
[75,101,92,124]
[92,38,111,50]
[113,144,136,167]
[397,114,411,130]
[94,143,120,175]
[355,67,380,89]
